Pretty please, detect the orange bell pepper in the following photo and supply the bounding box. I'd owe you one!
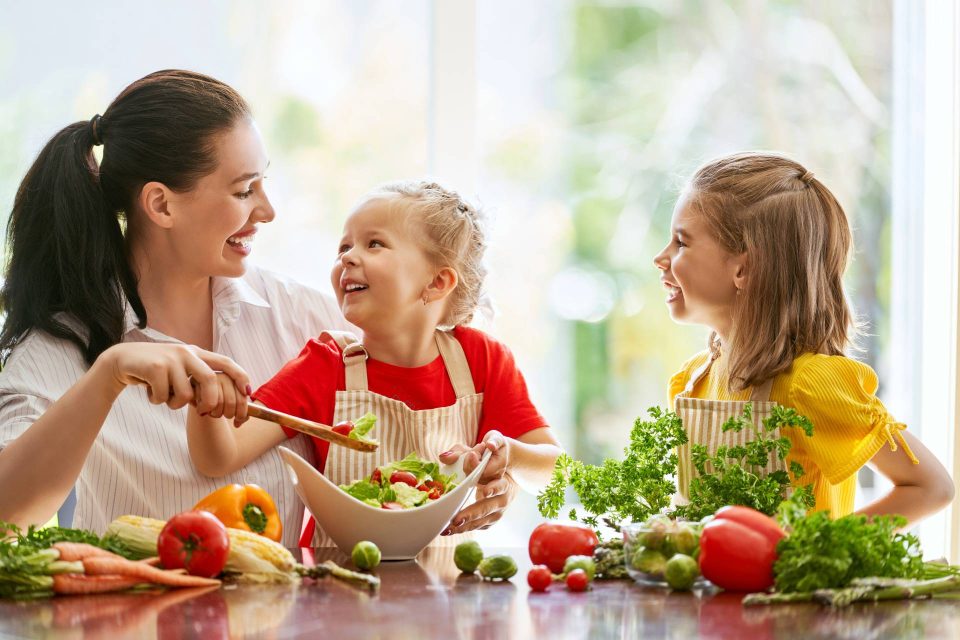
[193,484,282,542]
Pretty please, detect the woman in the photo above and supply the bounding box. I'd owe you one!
[0,70,512,545]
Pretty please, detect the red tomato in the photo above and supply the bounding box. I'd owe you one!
[714,506,786,548]
[381,502,404,510]
[389,471,418,487]
[527,565,553,592]
[565,569,589,592]
[370,468,383,485]
[698,518,777,592]
[332,421,354,437]
[528,522,599,574]
[158,511,230,578]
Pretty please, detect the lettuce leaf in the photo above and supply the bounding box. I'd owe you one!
[392,483,429,509]
[339,480,381,502]
[348,413,379,444]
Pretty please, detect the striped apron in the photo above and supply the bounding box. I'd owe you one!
[673,354,783,502]
[301,330,483,548]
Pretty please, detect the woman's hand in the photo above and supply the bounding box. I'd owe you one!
[100,343,250,418]
[439,430,517,535]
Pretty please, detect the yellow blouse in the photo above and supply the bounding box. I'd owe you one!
[668,351,918,518]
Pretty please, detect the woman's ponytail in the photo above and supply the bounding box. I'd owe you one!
[0,120,140,365]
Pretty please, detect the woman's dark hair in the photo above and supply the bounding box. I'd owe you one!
[1,70,250,365]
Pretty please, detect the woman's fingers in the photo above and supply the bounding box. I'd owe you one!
[442,486,512,535]
[166,366,194,411]
[438,444,472,464]
[193,348,250,398]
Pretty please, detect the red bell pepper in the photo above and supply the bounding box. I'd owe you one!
[698,506,785,592]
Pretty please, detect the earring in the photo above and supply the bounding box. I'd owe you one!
[422,295,429,306]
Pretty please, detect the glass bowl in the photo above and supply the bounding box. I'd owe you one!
[622,519,711,589]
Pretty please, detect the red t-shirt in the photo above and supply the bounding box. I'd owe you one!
[253,326,547,472]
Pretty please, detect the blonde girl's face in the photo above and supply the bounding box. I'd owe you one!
[331,196,437,333]
[653,195,744,336]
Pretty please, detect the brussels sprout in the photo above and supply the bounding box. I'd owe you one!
[664,554,699,590]
[351,540,381,571]
[478,555,518,581]
[631,548,668,578]
[454,541,484,574]
[672,524,699,555]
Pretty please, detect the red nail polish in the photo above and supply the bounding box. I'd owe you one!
[441,450,453,457]
[245,384,252,396]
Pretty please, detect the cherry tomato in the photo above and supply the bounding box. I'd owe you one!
[529,522,599,574]
[332,421,354,437]
[158,511,230,578]
[565,568,589,592]
[389,471,418,487]
[417,480,444,500]
[370,468,383,485]
[527,565,553,592]
[381,502,404,510]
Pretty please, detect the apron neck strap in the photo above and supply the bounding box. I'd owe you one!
[320,330,368,391]
[679,351,774,402]
[435,330,476,398]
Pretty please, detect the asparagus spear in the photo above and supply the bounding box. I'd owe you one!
[742,574,960,607]
[296,561,380,592]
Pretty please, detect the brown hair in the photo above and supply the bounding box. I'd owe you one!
[370,180,487,328]
[2,70,250,366]
[685,151,855,391]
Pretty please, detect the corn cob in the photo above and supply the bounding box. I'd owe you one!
[106,515,297,584]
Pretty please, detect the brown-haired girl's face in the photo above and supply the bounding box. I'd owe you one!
[162,118,274,278]
[653,195,745,337]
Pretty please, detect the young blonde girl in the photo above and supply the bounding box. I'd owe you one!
[188,181,562,545]
[655,152,953,523]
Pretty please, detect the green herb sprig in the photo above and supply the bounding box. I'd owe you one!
[537,407,688,532]
[772,509,925,593]
[672,403,816,520]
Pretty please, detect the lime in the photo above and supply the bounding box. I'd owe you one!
[454,540,484,574]
[351,540,381,570]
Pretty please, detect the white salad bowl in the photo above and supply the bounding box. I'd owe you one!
[278,446,491,560]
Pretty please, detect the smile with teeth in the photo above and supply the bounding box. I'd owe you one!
[664,282,682,302]
[344,283,368,294]
[226,234,253,249]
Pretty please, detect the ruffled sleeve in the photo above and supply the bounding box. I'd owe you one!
[788,355,918,485]
[668,351,711,405]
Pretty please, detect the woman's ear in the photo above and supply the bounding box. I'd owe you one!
[137,181,175,230]
[732,253,749,292]
[424,267,459,304]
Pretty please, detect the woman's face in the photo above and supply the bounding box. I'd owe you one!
[653,194,743,336]
[162,118,274,278]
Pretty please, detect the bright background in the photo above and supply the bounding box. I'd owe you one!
[2,1,958,558]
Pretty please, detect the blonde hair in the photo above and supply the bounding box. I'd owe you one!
[685,152,856,391]
[370,180,487,328]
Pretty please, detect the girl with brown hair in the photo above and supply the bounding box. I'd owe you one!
[654,151,953,523]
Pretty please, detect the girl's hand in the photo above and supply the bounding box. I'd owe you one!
[439,431,515,535]
[196,373,251,427]
[100,343,250,417]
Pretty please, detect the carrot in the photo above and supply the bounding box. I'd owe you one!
[52,542,121,562]
[52,573,145,595]
[81,556,221,588]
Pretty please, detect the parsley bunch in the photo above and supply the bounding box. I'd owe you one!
[537,407,688,531]
[772,510,925,593]
[672,403,816,520]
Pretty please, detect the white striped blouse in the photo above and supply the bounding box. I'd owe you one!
[0,266,351,547]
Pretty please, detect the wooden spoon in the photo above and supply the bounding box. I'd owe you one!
[248,404,378,453]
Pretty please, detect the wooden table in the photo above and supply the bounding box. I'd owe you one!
[1,547,958,639]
